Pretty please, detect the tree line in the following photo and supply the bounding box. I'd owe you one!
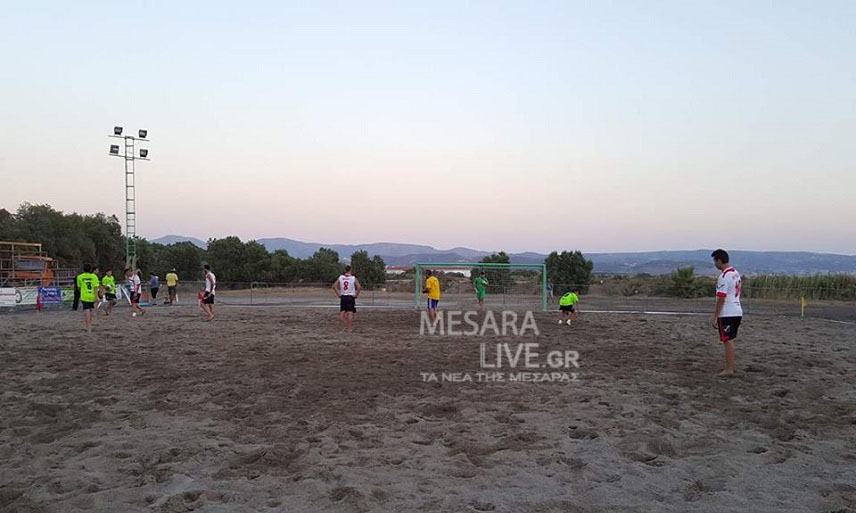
[1,204,387,288]
[1,203,595,291]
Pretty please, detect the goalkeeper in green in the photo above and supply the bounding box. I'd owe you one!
[473,271,489,310]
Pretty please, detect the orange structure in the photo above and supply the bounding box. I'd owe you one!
[0,241,69,287]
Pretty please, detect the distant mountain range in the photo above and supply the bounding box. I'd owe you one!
[149,235,856,276]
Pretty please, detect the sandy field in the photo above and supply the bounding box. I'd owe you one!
[1,303,855,513]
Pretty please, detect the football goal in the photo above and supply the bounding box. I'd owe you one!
[414,262,548,311]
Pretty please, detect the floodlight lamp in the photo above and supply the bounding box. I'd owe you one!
[110,145,120,155]
[138,129,147,138]
[114,126,123,136]
[140,148,148,158]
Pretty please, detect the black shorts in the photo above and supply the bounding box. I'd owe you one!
[717,316,742,342]
[131,293,141,304]
[203,294,215,305]
[81,301,95,310]
[105,293,117,301]
[559,304,576,312]
[340,295,356,312]
[168,286,176,294]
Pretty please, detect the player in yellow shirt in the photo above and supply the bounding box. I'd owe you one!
[76,263,101,331]
[423,269,441,321]
[165,269,179,304]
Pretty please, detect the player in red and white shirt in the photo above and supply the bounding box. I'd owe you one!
[332,265,361,332]
[711,249,742,376]
[126,268,145,317]
[200,264,216,321]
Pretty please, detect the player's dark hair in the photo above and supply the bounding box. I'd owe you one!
[83,263,92,273]
[203,264,210,271]
[425,269,432,276]
[711,249,730,263]
[123,267,130,274]
[344,265,351,273]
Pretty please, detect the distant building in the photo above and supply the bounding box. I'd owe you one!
[385,266,411,276]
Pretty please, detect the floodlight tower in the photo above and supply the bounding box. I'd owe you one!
[108,127,150,269]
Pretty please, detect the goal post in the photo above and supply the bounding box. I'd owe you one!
[414,262,548,311]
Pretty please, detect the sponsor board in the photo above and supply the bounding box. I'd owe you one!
[0,288,16,307]
[38,287,64,304]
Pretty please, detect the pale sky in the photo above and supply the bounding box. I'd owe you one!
[1,1,854,254]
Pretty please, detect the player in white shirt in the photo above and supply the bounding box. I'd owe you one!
[332,265,361,332]
[711,249,743,376]
[200,264,216,321]
[125,268,145,317]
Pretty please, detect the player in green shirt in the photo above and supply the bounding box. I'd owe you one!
[558,290,580,325]
[76,263,101,331]
[473,271,489,310]
[100,269,118,316]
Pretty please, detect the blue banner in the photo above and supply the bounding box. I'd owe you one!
[38,287,63,304]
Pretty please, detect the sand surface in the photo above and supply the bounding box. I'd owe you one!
[1,304,855,512]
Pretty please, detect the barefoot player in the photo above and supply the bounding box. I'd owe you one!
[558,289,580,325]
[126,268,145,317]
[711,249,743,376]
[76,264,100,331]
[332,265,361,331]
[200,264,216,321]
[101,269,118,316]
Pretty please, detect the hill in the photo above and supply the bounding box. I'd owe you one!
[147,235,856,275]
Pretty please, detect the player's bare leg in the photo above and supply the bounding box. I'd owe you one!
[719,340,736,376]
[84,309,93,332]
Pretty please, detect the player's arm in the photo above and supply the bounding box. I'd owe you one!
[331,279,340,297]
[712,281,727,327]
[355,278,362,299]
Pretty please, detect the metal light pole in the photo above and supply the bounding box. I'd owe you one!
[108,127,150,269]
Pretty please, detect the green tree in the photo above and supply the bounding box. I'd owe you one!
[478,251,511,293]
[160,242,205,281]
[206,236,248,282]
[350,250,386,289]
[545,250,593,294]
[669,266,696,298]
[241,241,272,282]
[270,249,298,282]
[5,203,125,271]
[297,247,342,284]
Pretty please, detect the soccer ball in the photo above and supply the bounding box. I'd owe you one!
[557,319,562,325]
[132,313,137,317]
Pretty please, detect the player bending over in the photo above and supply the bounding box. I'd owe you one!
[77,264,100,332]
[332,265,361,332]
[200,264,216,321]
[423,269,441,322]
[711,249,742,376]
[473,271,489,310]
[558,290,580,325]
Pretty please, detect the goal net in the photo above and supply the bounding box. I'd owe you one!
[413,262,547,311]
